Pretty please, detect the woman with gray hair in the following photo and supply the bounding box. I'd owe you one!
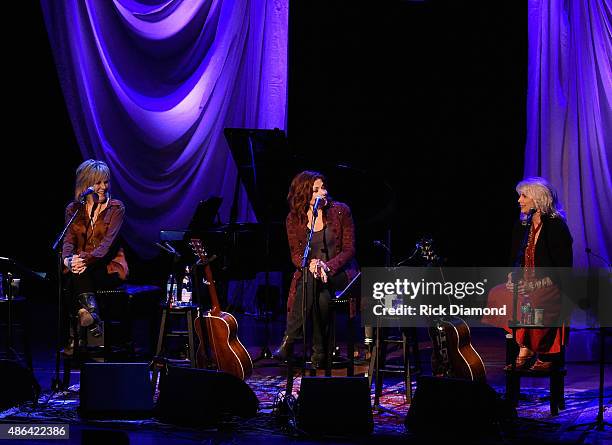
[483,176,572,371]
[62,159,128,353]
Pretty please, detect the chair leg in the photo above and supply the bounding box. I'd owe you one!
[374,342,386,406]
[152,309,168,390]
[155,309,167,357]
[402,332,412,403]
[550,374,559,415]
[558,375,565,410]
[506,373,520,407]
[346,311,354,377]
[325,310,335,377]
[62,355,72,389]
[368,343,377,387]
[186,310,195,368]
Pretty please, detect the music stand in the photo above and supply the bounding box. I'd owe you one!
[224,128,290,363]
[188,197,223,231]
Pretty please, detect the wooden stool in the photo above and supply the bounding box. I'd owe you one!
[368,327,420,405]
[152,304,198,388]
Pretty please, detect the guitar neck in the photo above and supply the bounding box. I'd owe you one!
[190,239,223,316]
[202,263,222,315]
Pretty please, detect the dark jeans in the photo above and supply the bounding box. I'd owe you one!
[70,263,122,296]
[65,262,122,324]
[285,271,348,353]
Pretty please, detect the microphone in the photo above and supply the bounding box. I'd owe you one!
[312,196,325,215]
[521,208,537,225]
[79,187,95,201]
[373,240,392,254]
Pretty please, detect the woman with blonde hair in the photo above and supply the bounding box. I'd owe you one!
[483,176,572,370]
[62,160,128,352]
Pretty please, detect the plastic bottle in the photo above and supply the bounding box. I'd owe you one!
[166,274,178,307]
[521,297,533,325]
[181,266,193,305]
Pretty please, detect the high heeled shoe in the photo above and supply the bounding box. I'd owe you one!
[505,353,535,370]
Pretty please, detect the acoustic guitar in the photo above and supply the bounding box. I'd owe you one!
[190,238,253,380]
[418,238,487,381]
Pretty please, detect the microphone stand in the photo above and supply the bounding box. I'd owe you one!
[568,248,611,432]
[50,200,84,392]
[3,272,18,363]
[284,201,321,400]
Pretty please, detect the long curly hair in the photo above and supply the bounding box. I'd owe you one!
[287,170,327,226]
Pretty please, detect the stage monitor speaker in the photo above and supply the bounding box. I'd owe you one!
[405,376,516,436]
[79,362,153,419]
[0,359,40,410]
[156,366,259,426]
[296,376,373,436]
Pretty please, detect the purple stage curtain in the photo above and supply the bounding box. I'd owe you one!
[524,0,611,267]
[41,0,288,258]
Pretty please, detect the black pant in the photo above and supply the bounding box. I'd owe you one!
[285,271,348,352]
[65,262,121,323]
[69,262,121,296]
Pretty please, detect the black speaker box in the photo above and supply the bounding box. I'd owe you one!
[79,362,153,419]
[0,359,40,410]
[405,376,516,435]
[296,376,373,436]
[156,366,259,426]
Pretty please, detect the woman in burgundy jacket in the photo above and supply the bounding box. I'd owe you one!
[274,171,359,367]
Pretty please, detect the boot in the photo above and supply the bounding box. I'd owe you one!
[273,336,294,361]
[311,343,326,369]
[77,293,103,338]
[62,335,75,356]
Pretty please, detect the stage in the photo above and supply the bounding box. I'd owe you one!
[1,310,610,445]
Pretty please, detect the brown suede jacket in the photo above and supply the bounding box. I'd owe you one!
[286,201,359,313]
[62,198,128,280]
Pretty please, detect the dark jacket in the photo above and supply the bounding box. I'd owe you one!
[510,215,573,278]
[285,201,359,313]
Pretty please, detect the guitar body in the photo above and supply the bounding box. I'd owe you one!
[429,317,486,381]
[189,238,253,381]
[203,310,253,380]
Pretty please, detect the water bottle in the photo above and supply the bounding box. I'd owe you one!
[181,266,193,305]
[521,297,533,325]
[166,274,178,307]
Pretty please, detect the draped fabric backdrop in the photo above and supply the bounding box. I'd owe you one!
[525,0,611,267]
[41,0,288,258]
